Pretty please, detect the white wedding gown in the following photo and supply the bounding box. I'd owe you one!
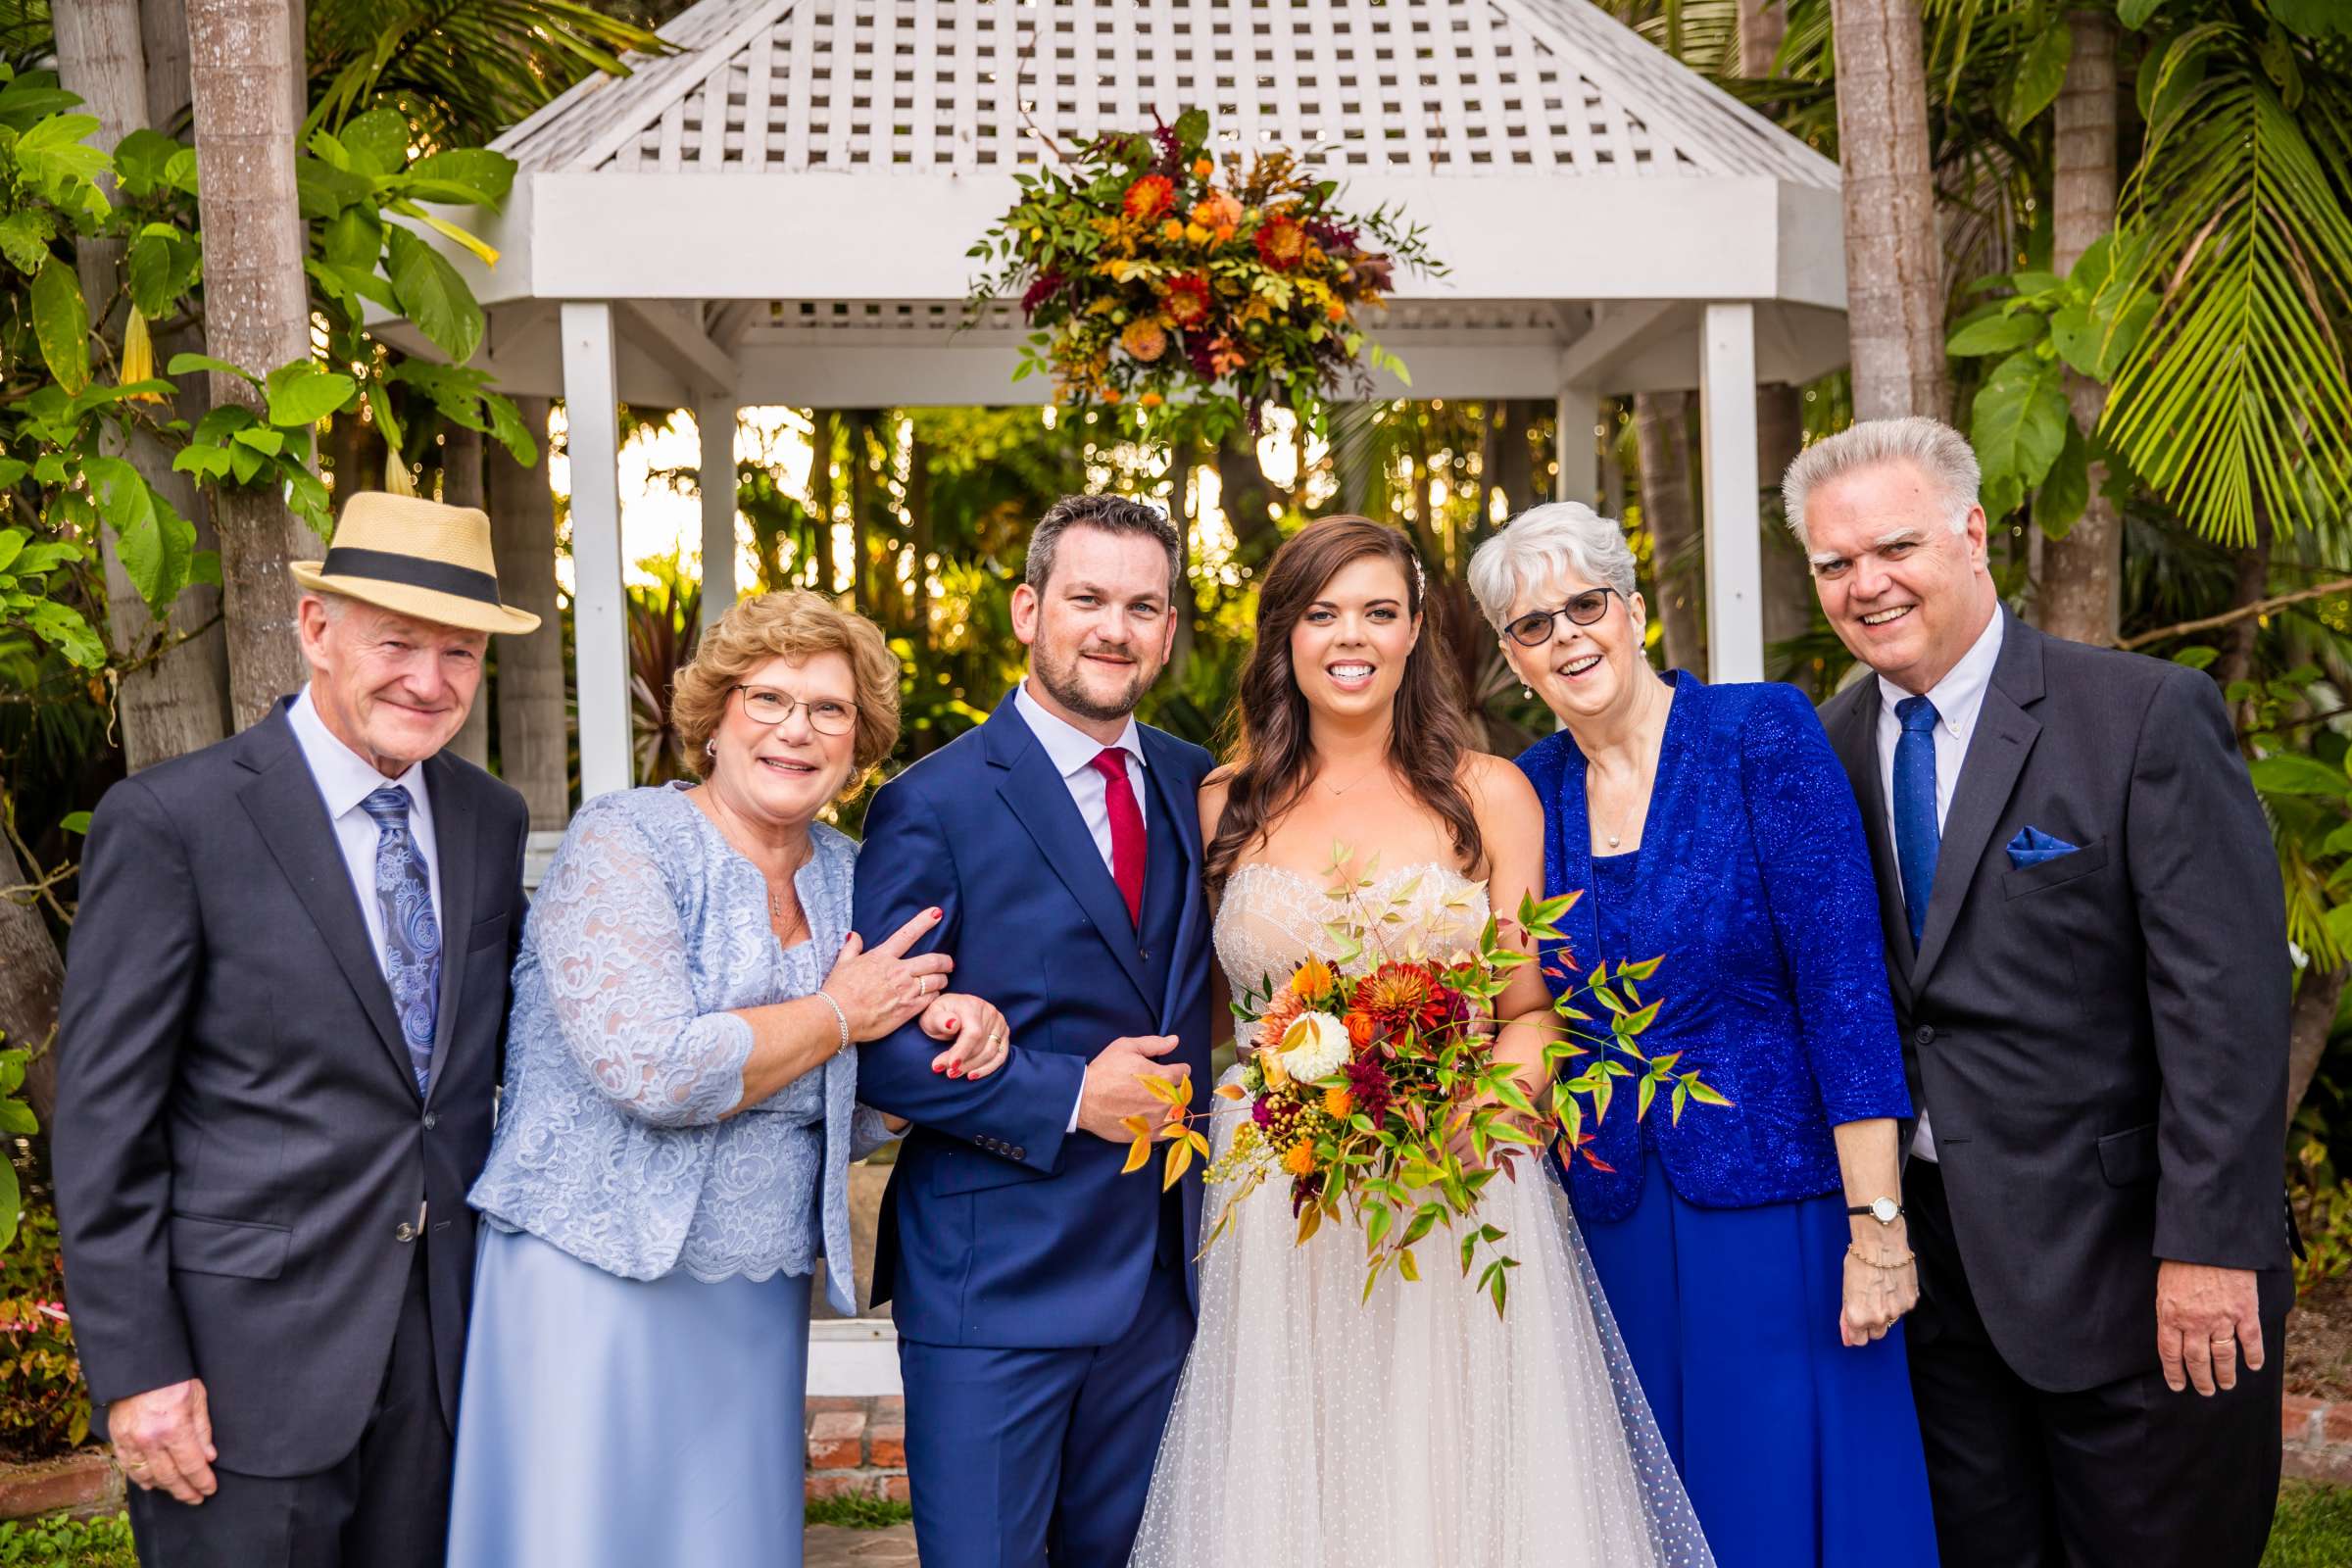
[1128,861,1716,1568]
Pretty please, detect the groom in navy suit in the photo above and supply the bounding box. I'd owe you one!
[854,494,1214,1568]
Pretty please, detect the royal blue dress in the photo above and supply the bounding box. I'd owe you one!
[1522,674,1938,1568]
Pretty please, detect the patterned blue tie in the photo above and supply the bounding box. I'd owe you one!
[1892,697,1942,950]
[361,785,439,1094]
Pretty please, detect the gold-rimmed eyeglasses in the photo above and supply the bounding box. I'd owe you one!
[1502,588,1621,648]
[732,685,858,736]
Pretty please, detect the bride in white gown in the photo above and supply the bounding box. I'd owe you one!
[1128,517,1712,1568]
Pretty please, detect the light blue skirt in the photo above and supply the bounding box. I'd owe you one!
[445,1225,811,1568]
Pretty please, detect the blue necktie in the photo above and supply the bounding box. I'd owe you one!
[362,785,440,1094]
[1892,697,1942,950]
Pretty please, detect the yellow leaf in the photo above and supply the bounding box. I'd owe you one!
[1397,1247,1420,1282]
[1214,1082,1247,1101]
[1161,1139,1195,1191]
[1121,1135,1153,1175]
[1296,1203,1323,1247]
[413,211,501,269]
[1120,1112,1152,1137]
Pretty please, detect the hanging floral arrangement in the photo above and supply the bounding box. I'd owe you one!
[966,109,1443,423]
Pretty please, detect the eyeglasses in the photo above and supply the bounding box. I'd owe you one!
[1502,588,1620,648]
[732,685,858,736]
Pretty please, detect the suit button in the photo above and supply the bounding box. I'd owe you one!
[1913,1025,1935,1047]
[1010,1147,1026,1160]
[422,1111,438,1130]
[1140,950,1152,962]
[394,1222,417,1243]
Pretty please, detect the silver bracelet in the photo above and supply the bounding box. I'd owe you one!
[812,989,852,1057]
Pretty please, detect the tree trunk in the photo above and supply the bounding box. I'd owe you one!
[2214,515,2272,695]
[2038,11,2123,647]
[1599,402,1628,521]
[58,0,231,771]
[140,0,193,130]
[808,411,839,597]
[489,397,569,830]
[187,0,315,730]
[441,425,490,767]
[906,430,933,642]
[0,830,66,1129]
[2287,963,2350,1133]
[1756,381,1816,656]
[847,411,878,614]
[1829,0,1948,420]
[1216,426,1280,567]
[1739,0,1787,77]
[1494,400,1538,520]
[1634,391,1706,673]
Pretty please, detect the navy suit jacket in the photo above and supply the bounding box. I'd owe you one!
[852,694,1215,1348]
[1519,672,1912,1222]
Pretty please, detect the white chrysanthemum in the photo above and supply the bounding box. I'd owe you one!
[1278,1011,1350,1084]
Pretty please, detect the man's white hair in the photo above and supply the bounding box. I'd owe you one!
[1780,416,1982,552]
[1465,502,1640,634]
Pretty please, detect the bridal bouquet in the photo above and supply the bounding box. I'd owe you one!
[1125,849,1727,1316]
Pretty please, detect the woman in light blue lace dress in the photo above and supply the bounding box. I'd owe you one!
[447,593,1008,1568]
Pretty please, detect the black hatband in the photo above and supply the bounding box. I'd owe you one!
[320,547,503,607]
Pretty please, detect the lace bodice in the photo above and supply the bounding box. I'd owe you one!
[1213,859,1491,1003]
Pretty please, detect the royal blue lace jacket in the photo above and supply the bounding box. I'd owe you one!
[1518,672,1911,1222]
[468,784,891,1309]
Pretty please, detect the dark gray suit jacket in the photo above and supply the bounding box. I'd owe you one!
[54,701,527,1476]
[1820,612,2291,1393]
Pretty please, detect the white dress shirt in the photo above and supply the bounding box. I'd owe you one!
[1874,609,2004,1162]
[1012,679,1150,1133]
[288,685,443,980]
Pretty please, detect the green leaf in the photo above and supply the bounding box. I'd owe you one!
[21,599,104,667]
[2171,645,2221,670]
[2118,0,2163,25]
[2004,21,2074,133]
[59,810,90,835]
[2270,0,2352,39]
[405,149,515,211]
[2251,755,2352,799]
[168,351,260,387]
[321,205,382,271]
[30,258,89,394]
[341,107,411,177]
[172,445,233,480]
[264,363,357,427]
[386,227,484,364]
[1971,349,2071,497]
[2034,418,2091,541]
[0,208,55,274]
[1948,311,2044,358]
[0,530,23,573]
[163,146,200,195]
[112,127,183,197]
[0,1098,36,1136]
[483,390,538,467]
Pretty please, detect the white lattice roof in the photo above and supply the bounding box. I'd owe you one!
[496,0,1836,188]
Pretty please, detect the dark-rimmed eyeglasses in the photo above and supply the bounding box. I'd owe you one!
[1502,588,1620,648]
[732,685,858,736]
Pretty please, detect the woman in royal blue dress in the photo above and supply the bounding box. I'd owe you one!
[1466,504,1938,1568]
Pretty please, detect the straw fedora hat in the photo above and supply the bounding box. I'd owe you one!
[291,492,541,635]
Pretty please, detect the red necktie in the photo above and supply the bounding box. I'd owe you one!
[1089,748,1146,927]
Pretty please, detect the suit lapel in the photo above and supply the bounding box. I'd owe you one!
[421,755,476,1102]
[1911,616,2044,987]
[1826,682,1916,995]
[984,700,1154,1007]
[235,710,417,1097]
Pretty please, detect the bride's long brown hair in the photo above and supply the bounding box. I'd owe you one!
[1205,515,1484,894]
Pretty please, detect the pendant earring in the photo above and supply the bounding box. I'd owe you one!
[1521,684,1533,699]
[706,738,717,759]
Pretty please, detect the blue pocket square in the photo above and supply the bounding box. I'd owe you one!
[2007,826,2080,869]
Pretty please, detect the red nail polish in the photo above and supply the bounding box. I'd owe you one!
[932,1063,944,1074]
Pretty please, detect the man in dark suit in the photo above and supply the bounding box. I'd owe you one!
[1791,418,2292,1567]
[55,493,538,1568]
[852,494,1213,1568]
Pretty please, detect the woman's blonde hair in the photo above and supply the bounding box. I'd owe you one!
[672,590,901,796]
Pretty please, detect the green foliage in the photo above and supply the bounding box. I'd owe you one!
[805,1494,915,1530]
[2265,1483,2352,1568]
[0,1513,135,1568]
[0,1202,88,1460]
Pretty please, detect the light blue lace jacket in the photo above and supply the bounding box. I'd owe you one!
[468,783,891,1310]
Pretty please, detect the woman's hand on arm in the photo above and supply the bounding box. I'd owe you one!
[727,908,955,1115]
[1832,1116,1918,1347]
[918,994,1012,1081]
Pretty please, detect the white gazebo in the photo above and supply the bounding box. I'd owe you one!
[386,0,1847,803]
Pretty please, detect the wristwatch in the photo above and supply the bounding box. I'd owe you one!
[1847,1196,1903,1226]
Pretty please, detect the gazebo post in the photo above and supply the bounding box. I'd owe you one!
[1553,382,1598,507]
[560,302,633,802]
[1698,303,1764,683]
[698,395,739,628]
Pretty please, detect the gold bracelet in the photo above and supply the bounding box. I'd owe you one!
[1847,1246,1916,1270]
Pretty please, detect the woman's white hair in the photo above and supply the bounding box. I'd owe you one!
[1780,416,1982,552]
[1465,502,1640,633]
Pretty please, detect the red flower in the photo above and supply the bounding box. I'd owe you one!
[1162,273,1211,328]
[1124,174,1176,221]
[1351,961,1452,1036]
[1253,214,1307,270]
[1344,1056,1396,1122]
[1019,271,1066,318]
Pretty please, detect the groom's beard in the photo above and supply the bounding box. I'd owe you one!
[1033,637,1156,721]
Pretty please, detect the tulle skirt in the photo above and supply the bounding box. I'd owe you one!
[1128,1068,1716,1568]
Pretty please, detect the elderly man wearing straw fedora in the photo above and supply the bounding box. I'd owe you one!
[54,493,539,1568]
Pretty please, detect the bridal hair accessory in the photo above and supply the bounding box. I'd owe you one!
[1122,842,1733,1316]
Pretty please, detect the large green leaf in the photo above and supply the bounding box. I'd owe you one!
[341,108,412,178]
[264,363,358,428]
[405,149,515,211]
[386,226,485,364]
[1971,349,2071,503]
[111,128,183,198]
[2004,20,2073,133]
[1948,310,2044,358]
[2251,755,2352,798]
[0,209,54,275]
[2034,418,2090,541]
[30,258,89,395]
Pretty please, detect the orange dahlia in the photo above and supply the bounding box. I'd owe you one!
[1120,318,1169,362]
[1124,174,1175,221]
[1253,213,1307,270]
[1256,986,1306,1052]
[1162,272,1212,328]
[1352,961,1450,1035]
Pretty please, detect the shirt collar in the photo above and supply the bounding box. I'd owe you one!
[1877,607,2004,739]
[1012,679,1145,779]
[288,685,429,818]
